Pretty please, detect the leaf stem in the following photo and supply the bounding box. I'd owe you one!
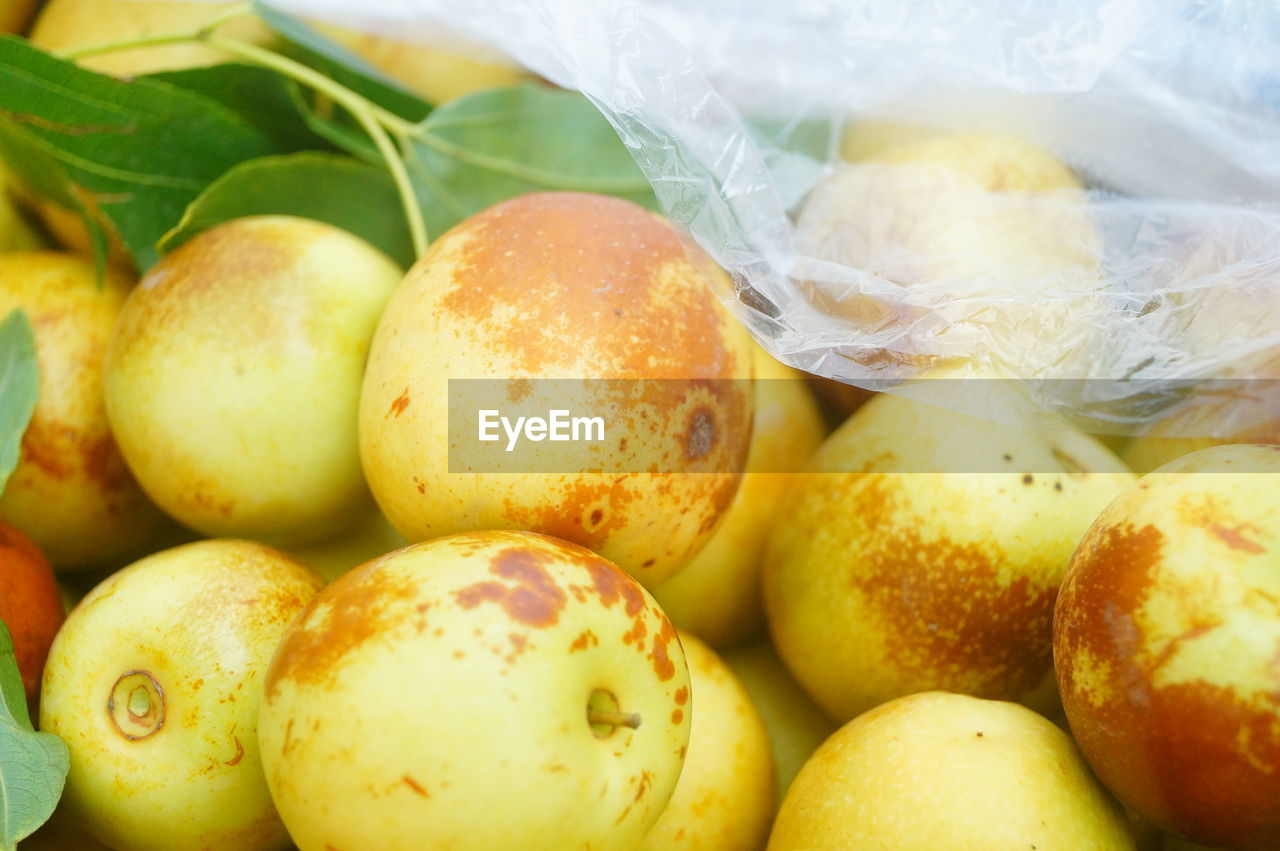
[58,33,202,60]
[199,36,416,135]
[199,2,257,33]
[203,35,427,255]
[413,129,653,193]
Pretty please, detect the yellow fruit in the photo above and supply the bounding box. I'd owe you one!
[1122,432,1228,475]
[285,508,407,584]
[801,130,1099,377]
[651,347,825,646]
[0,251,173,570]
[763,391,1134,721]
[0,0,37,34]
[1121,391,1280,474]
[640,630,774,850]
[857,129,1083,192]
[259,530,691,850]
[39,539,323,851]
[721,637,837,803]
[359,192,755,586]
[103,216,402,546]
[839,119,934,162]
[769,692,1135,850]
[318,25,531,104]
[29,0,276,76]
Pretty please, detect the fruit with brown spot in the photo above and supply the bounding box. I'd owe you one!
[763,390,1134,721]
[103,216,402,546]
[768,691,1135,850]
[1055,443,1280,848]
[652,347,826,647]
[39,539,322,851]
[258,530,691,851]
[639,630,774,850]
[0,522,63,702]
[359,192,755,586]
[0,251,173,570]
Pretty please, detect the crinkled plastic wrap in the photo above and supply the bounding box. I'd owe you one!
[272,0,1280,436]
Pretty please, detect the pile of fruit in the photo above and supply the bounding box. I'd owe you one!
[1,3,1278,851]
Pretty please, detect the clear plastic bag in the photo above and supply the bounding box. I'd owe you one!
[270,0,1280,436]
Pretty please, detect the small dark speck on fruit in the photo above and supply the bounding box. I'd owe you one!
[1022,474,1034,485]
[1002,453,1013,462]
[1053,482,1063,492]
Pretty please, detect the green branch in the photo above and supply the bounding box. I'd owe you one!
[56,10,430,257]
[203,35,427,255]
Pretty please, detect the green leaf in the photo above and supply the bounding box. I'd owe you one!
[0,120,109,276]
[0,309,37,498]
[0,35,294,270]
[286,82,380,164]
[250,2,430,120]
[247,4,429,167]
[0,623,28,733]
[145,63,335,154]
[0,619,69,849]
[406,83,658,240]
[161,152,414,267]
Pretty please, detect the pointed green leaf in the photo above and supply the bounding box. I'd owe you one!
[250,2,430,119]
[286,82,380,164]
[0,309,38,497]
[146,63,335,153]
[0,623,29,733]
[161,152,413,267]
[0,35,294,270]
[406,83,658,240]
[0,620,69,849]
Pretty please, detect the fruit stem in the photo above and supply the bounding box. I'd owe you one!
[587,709,642,730]
[57,32,197,58]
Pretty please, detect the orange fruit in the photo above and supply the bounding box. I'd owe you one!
[0,521,64,701]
